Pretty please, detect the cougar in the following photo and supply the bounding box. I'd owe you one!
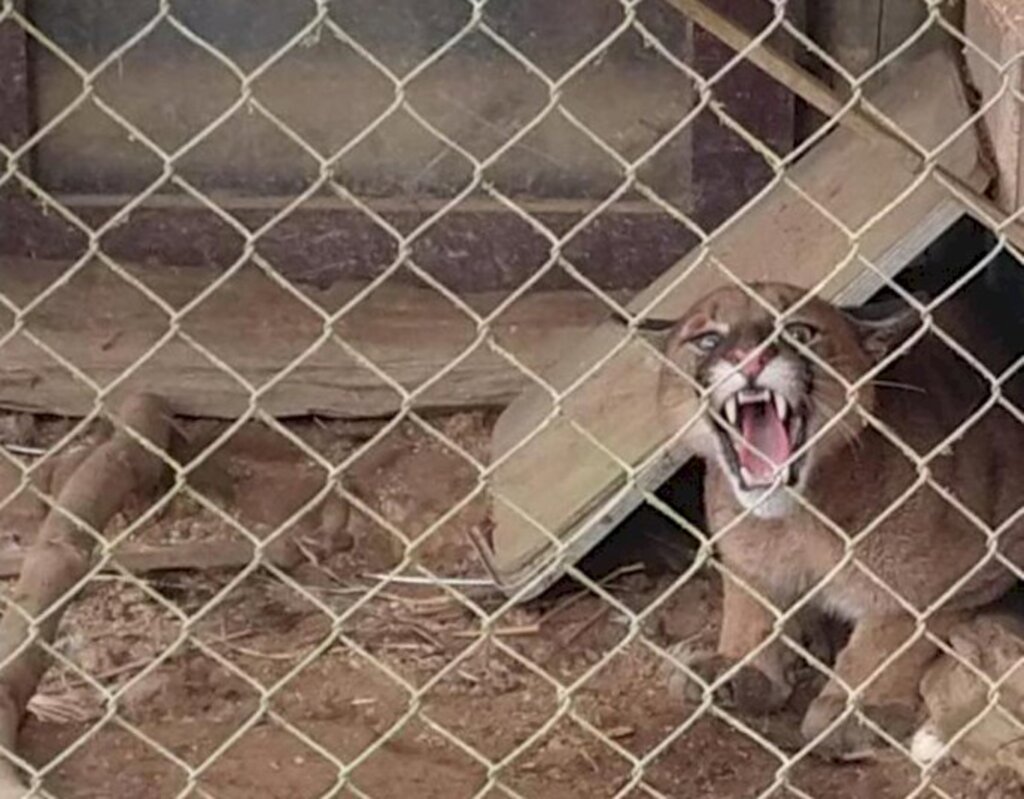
[632,278,1024,759]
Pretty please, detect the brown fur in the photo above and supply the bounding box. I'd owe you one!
[654,281,1024,757]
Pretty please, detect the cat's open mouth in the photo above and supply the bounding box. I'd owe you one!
[712,388,807,490]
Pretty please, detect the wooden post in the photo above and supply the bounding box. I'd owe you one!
[965,0,1024,214]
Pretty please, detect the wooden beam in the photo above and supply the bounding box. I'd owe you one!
[0,257,623,419]
[0,197,699,294]
[0,539,259,579]
[51,193,676,217]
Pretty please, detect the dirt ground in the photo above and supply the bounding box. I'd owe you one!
[0,410,990,798]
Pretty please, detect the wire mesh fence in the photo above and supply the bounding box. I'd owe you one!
[1,0,1024,797]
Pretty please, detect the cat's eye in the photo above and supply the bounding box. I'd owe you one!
[784,322,818,345]
[688,331,723,352]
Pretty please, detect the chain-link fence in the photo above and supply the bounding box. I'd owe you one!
[1,0,1024,797]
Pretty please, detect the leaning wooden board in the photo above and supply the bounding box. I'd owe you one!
[488,48,991,597]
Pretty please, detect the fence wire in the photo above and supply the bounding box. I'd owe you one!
[1,0,1024,797]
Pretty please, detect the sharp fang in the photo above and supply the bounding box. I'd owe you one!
[740,466,754,486]
[772,392,788,422]
[782,463,792,484]
[724,397,739,426]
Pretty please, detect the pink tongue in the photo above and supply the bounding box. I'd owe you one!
[738,404,791,482]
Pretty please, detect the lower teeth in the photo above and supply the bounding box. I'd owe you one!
[738,463,792,487]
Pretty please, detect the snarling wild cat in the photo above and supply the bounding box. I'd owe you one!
[635,280,1024,758]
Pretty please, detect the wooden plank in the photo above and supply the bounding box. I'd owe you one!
[0,197,699,294]
[488,48,987,596]
[0,4,30,152]
[965,0,1024,213]
[0,257,622,419]
[0,540,259,578]
[52,193,678,216]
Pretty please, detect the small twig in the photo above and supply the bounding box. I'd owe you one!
[538,605,614,666]
[600,562,647,583]
[294,584,370,597]
[456,669,480,685]
[580,748,601,773]
[871,379,927,395]
[399,620,445,651]
[1,444,45,457]
[400,595,457,609]
[203,627,260,646]
[377,642,434,652]
[464,522,504,587]
[559,605,612,649]
[219,637,323,662]
[538,562,646,626]
[219,643,309,662]
[294,537,350,587]
[606,725,635,740]
[397,594,454,610]
[364,572,495,588]
[289,581,452,613]
[536,593,587,626]
[450,624,541,639]
[406,603,466,620]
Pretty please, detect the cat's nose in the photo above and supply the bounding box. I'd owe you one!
[727,347,774,377]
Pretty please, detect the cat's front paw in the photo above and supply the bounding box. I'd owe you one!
[663,646,791,715]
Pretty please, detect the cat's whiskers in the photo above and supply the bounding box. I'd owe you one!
[808,393,863,453]
[814,355,927,396]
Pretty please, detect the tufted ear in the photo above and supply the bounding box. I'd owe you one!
[608,310,679,349]
[841,294,925,361]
